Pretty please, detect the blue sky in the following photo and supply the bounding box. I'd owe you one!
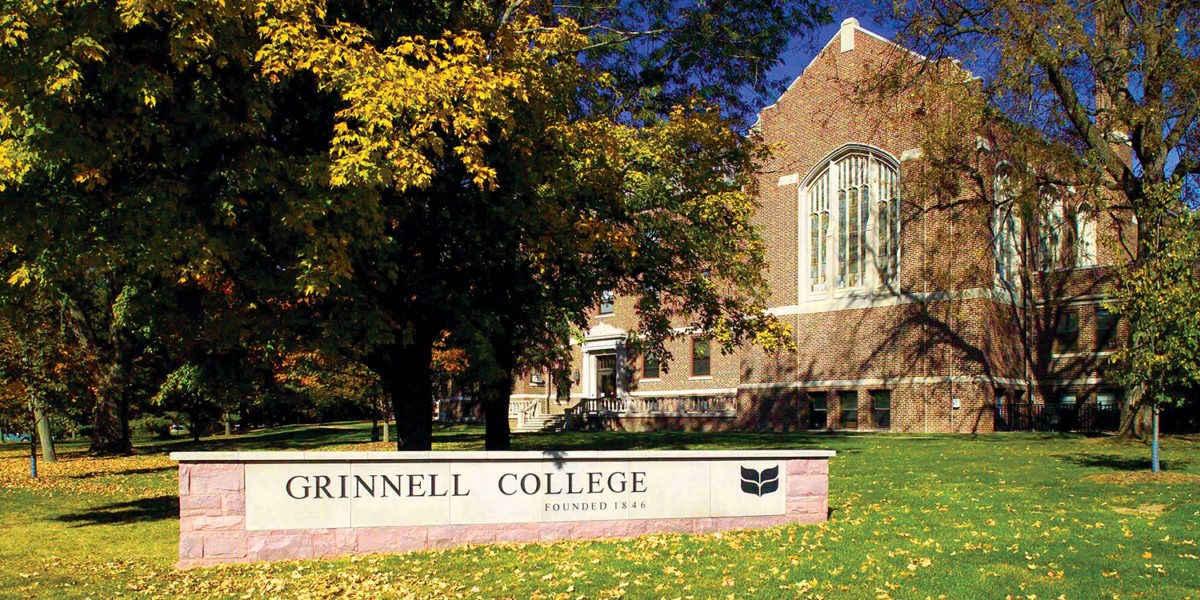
[757,5,900,115]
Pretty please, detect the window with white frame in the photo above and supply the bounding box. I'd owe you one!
[876,158,900,286]
[1038,196,1097,270]
[993,168,1022,287]
[1038,198,1065,270]
[836,154,869,288]
[598,290,615,314]
[807,168,830,292]
[1074,203,1098,267]
[804,148,900,295]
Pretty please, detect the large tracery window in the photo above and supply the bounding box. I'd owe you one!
[804,148,900,296]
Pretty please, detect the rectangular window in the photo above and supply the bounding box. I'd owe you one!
[809,395,827,429]
[871,390,891,429]
[839,390,858,429]
[691,338,711,377]
[598,290,615,315]
[530,373,544,386]
[643,353,660,379]
[1096,392,1117,410]
[1096,307,1118,350]
[1055,310,1079,354]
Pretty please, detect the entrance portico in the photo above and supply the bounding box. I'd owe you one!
[579,322,628,403]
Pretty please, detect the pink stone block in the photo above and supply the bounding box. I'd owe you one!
[190,464,244,494]
[180,495,223,517]
[462,525,502,545]
[709,516,760,532]
[428,525,484,549]
[203,533,248,559]
[758,515,794,527]
[790,511,824,524]
[786,498,820,515]
[248,533,313,561]
[395,528,429,552]
[179,467,191,497]
[539,522,574,542]
[313,529,359,557]
[222,494,246,516]
[495,523,541,544]
[578,519,632,539]
[786,460,809,475]
[787,474,827,498]
[693,518,721,535]
[808,460,829,474]
[647,518,694,535]
[179,534,203,560]
[188,515,245,531]
[625,519,655,537]
[356,528,397,554]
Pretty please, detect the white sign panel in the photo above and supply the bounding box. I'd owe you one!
[244,458,787,531]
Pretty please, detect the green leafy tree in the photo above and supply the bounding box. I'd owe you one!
[1107,182,1200,469]
[882,0,1199,436]
[0,0,329,452]
[256,1,810,449]
[0,297,88,462]
[2,0,823,452]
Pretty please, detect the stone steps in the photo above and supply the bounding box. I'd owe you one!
[512,414,566,433]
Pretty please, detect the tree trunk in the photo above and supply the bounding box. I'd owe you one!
[380,397,390,443]
[224,411,232,436]
[1118,384,1151,439]
[483,372,514,450]
[370,329,436,451]
[69,285,133,456]
[31,396,56,463]
[483,337,517,451]
[90,361,132,454]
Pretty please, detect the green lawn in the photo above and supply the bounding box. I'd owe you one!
[1,425,1197,599]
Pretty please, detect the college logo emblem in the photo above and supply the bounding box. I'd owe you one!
[739,465,779,496]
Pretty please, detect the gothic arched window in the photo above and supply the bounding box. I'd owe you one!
[803,147,900,295]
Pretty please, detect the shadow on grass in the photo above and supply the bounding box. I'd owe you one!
[69,466,173,479]
[1062,453,1189,472]
[54,495,178,527]
[156,426,370,452]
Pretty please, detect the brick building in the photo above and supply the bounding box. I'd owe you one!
[506,19,1132,434]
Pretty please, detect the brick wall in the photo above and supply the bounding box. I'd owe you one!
[502,22,1126,434]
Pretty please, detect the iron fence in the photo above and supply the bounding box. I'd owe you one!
[994,403,1119,432]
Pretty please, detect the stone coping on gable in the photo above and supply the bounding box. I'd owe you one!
[171,449,837,462]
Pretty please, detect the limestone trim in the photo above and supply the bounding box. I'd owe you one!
[769,286,1001,316]
[738,375,1028,390]
[629,388,737,397]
